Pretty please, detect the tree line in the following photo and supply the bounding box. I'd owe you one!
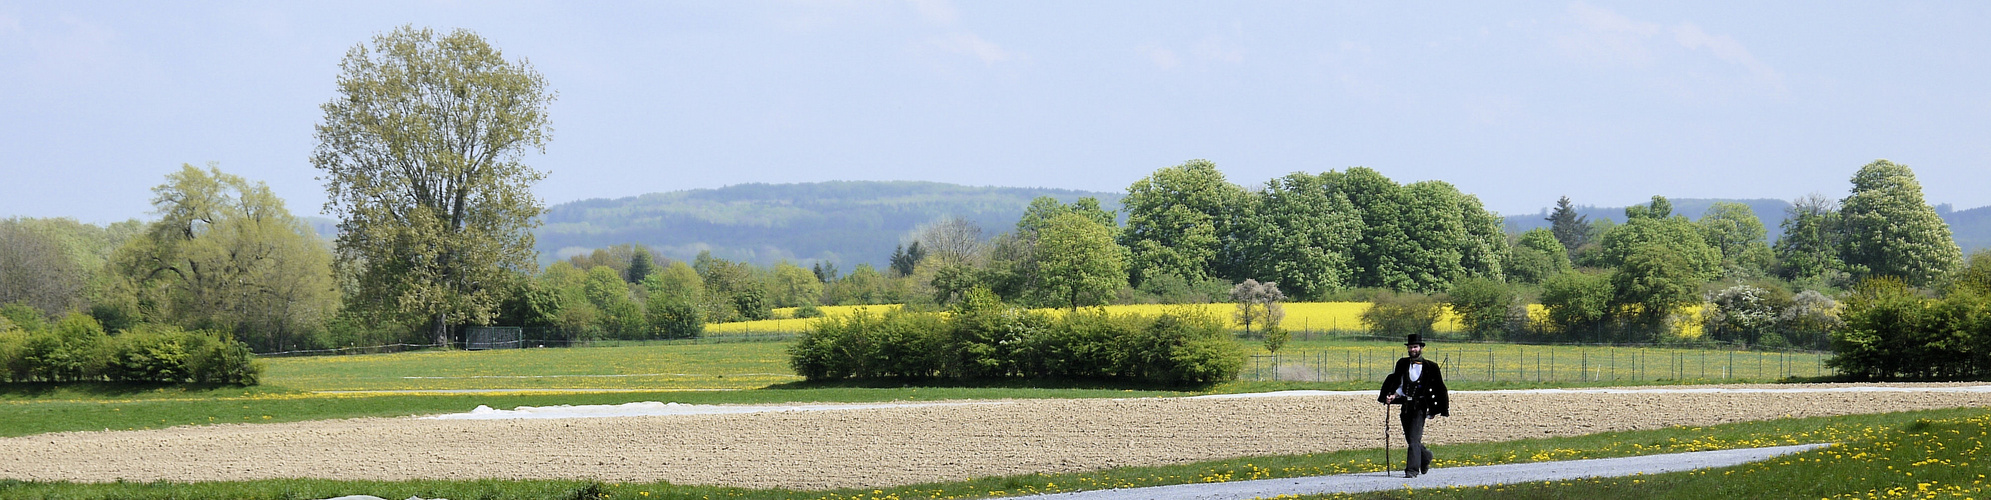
[1,25,1982,383]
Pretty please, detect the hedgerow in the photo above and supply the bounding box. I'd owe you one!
[789,288,1242,385]
[0,313,262,385]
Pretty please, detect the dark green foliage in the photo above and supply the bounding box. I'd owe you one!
[1611,242,1705,329]
[889,242,925,277]
[1446,277,1516,340]
[788,299,1242,385]
[644,293,703,339]
[1830,277,1990,380]
[1774,193,1848,286]
[1132,271,1232,304]
[1546,196,1592,254]
[1359,291,1441,336]
[1234,172,1362,298]
[1120,159,1240,288]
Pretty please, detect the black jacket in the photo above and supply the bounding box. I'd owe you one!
[1377,357,1449,417]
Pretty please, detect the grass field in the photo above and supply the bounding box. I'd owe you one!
[1241,339,1834,384]
[2,404,1982,499]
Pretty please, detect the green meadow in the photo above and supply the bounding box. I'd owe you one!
[1,339,1970,500]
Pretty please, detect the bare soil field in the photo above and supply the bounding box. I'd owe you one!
[3,383,1987,490]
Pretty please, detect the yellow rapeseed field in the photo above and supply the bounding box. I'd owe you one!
[726,302,1707,338]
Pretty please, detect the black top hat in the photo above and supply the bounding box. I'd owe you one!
[1405,334,1426,346]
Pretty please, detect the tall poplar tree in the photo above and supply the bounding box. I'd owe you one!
[312,26,554,346]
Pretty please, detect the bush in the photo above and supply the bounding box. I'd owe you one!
[1539,270,1614,337]
[0,320,260,385]
[789,301,1243,386]
[1446,277,1515,340]
[1361,291,1441,337]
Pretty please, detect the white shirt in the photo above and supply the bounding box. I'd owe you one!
[1394,362,1423,399]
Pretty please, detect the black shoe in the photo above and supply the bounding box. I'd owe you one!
[1421,464,1430,474]
[1404,469,1418,478]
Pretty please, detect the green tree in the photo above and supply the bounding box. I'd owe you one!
[0,220,84,318]
[768,262,824,308]
[312,25,554,346]
[1036,213,1127,310]
[1508,228,1572,284]
[1598,196,1721,281]
[583,266,643,338]
[1610,242,1704,332]
[1546,196,1592,255]
[1446,277,1516,340]
[112,165,339,351]
[1120,159,1241,287]
[1539,270,1614,338]
[1360,291,1441,336]
[1839,159,1964,287]
[1697,202,1774,278]
[1775,193,1848,285]
[1235,172,1361,299]
[1339,167,1415,290]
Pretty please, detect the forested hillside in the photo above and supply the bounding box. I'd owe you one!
[534,181,1122,268]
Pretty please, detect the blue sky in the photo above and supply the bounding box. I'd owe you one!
[4,1,1988,225]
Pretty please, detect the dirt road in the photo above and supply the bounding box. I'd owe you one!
[2,383,1985,490]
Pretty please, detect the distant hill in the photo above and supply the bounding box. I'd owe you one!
[1503,198,1990,253]
[1945,204,1991,255]
[535,181,1123,268]
[1503,199,1794,242]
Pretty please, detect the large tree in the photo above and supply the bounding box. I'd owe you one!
[112,165,339,351]
[1774,193,1847,283]
[1839,160,1963,287]
[1235,172,1361,299]
[0,220,84,318]
[1697,201,1773,278]
[1035,212,1127,310]
[312,26,554,346]
[1546,196,1592,254]
[1119,159,1241,288]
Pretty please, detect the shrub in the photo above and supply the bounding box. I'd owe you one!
[1361,291,1441,337]
[1539,270,1614,337]
[1446,277,1515,340]
[1262,325,1290,353]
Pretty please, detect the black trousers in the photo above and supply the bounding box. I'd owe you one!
[1400,404,1432,472]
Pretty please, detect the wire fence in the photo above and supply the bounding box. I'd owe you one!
[1245,343,1837,383]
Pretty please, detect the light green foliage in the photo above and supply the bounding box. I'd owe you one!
[640,256,705,338]
[768,262,823,308]
[1401,181,1505,289]
[1446,277,1516,340]
[583,266,644,338]
[0,220,85,317]
[825,263,892,306]
[643,261,704,304]
[110,164,339,351]
[1235,172,1361,298]
[1360,290,1441,336]
[1539,270,1614,336]
[1036,212,1128,310]
[1120,159,1241,287]
[1839,159,1964,287]
[1702,282,1794,346]
[1508,228,1572,284]
[538,262,600,339]
[312,25,553,345]
[1598,196,1721,281]
[1697,201,1774,278]
[693,251,768,321]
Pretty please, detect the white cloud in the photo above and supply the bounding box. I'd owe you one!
[1143,45,1180,70]
[906,0,958,25]
[927,32,1018,66]
[1556,2,1784,95]
[1672,22,1782,88]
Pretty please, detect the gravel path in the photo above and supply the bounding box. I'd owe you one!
[1010,443,1834,499]
[0,383,1984,490]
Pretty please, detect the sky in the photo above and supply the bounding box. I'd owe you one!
[4,1,1990,225]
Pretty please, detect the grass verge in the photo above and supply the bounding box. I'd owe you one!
[2,405,1985,499]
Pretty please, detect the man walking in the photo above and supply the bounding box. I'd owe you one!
[1378,334,1449,477]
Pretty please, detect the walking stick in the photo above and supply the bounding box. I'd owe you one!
[1383,399,1392,478]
